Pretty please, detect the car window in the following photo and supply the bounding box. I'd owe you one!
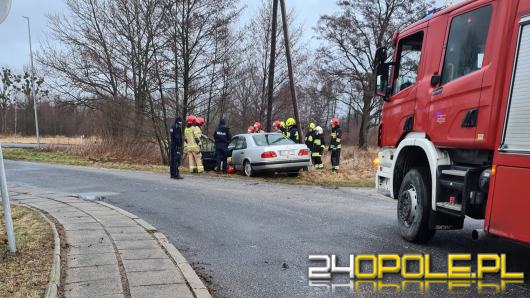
[235,137,247,150]
[253,134,294,146]
[228,138,238,149]
[441,5,492,85]
[393,32,424,94]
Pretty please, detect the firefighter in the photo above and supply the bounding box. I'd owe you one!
[273,120,287,138]
[313,126,325,169]
[214,119,231,173]
[192,117,205,173]
[247,125,256,133]
[286,117,300,143]
[329,118,342,172]
[170,116,184,179]
[273,120,282,132]
[184,115,203,173]
[254,122,264,133]
[305,122,316,164]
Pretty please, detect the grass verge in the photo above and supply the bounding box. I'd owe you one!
[0,205,54,298]
[4,148,168,173]
[4,148,375,188]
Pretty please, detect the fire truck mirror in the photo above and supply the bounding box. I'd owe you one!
[375,63,390,101]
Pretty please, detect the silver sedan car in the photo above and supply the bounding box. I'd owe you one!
[228,133,311,177]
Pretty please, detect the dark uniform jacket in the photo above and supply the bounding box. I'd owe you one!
[329,126,342,150]
[287,125,300,143]
[305,130,315,151]
[214,121,231,150]
[170,118,183,151]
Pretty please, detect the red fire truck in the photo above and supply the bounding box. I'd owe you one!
[374,0,530,244]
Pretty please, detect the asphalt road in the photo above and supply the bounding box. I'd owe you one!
[5,160,530,297]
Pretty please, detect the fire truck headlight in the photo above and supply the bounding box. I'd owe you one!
[479,169,491,193]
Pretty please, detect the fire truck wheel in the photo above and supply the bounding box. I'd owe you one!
[397,167,436,243]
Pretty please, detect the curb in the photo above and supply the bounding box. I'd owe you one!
[96,201,212,298]
[20,204,61,298]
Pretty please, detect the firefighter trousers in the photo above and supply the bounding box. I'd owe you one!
[187,151,204,173]
[311,152,323,169]
[331,149,341,170]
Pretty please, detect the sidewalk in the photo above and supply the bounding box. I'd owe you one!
[9,185,210,298]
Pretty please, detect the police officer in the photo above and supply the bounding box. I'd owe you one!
[214,119,231,173]
[286,117,299,143]
[170,116,184,179]
[305,122,316,164]
[313,126,325,169]
[329,118,342,172]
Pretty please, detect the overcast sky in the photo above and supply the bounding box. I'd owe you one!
[0,0,451,72]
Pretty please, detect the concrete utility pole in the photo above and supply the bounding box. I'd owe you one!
[266,0,279,132]
[279,0,302,143]
[23,16,40,148]
[0,0,16,253]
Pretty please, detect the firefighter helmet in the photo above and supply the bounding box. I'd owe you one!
[315,126,323,134]
[280,121,286,128]
[186,115,196,125]
[254,122,262,131]
[286,117,296,127]
[330,118,340,127]
[273,120,281,129]
[309,122,316,131]
[196,117,205,126]
[247,126,256,133]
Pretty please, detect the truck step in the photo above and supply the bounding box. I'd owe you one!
[436,202,463,213]
[441,169,467,177]
[439,178,465,191]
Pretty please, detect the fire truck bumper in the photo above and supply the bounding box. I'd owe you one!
[376,149,394,198]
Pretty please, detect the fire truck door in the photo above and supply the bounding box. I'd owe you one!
[429,5,493,148]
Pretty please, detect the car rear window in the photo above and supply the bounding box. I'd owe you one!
[253,134,294,146]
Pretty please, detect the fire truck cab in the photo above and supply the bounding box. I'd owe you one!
[374,0,530,244]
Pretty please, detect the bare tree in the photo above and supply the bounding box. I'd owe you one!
[316,0,432,148]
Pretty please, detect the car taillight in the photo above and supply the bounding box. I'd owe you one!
[261,151,277,158]
[298,149,309,156]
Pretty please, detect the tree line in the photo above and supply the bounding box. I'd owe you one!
[3,0,433,163]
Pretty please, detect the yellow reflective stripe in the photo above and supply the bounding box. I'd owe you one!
[311,153,321,157]
[336,138,341,143]
[331,133,337,137]
[308,136,314,142]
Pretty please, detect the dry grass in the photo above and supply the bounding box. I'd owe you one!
[0,205,54,298]
[4,148,167,173]
[4,143,379,188]
[0,135,90,145]
[64,139,163,165]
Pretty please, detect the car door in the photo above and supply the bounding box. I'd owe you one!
[231,137,247,170]
[429,4,493,148]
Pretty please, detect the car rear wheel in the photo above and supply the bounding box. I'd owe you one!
[397,167,436,243]
[243,160,255,177]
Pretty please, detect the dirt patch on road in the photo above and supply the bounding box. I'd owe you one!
[0,205,54,298]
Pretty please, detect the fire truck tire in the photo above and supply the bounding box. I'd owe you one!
[397,167,436,243]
